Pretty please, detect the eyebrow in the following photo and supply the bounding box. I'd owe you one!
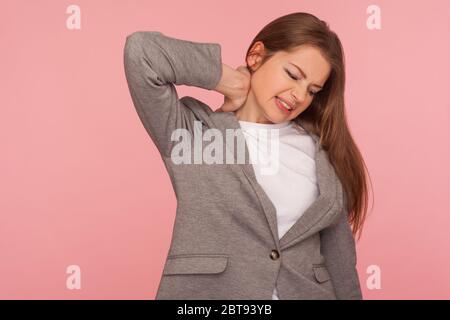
[289,62,323,89]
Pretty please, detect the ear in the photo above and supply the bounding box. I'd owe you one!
[246,41,265,73]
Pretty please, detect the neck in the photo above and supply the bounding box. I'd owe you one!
[233,92,273,124]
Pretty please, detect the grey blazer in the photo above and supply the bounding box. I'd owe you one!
[123,30,363,300]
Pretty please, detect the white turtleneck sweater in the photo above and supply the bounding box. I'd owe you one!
[238,119,319,300]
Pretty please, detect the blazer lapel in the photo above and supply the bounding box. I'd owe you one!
[210,111,340,251]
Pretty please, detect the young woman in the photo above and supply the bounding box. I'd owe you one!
[123,12,372,300]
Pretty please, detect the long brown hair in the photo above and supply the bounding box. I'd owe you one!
[245,12,373,240]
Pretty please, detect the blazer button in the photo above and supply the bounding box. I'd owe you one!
[270,249,280,260]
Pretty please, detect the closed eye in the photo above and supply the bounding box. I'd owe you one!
[284,68,318,97]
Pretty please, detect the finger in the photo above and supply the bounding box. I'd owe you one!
[237,65,250,74]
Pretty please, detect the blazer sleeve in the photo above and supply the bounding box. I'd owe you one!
[319,195,363,300]
[123,31,223,157]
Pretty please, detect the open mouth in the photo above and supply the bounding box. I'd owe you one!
[275,96,294,113]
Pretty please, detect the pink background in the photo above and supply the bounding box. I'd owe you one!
[1,0,449,299]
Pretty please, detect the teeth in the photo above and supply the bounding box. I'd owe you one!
[278,98,292,110]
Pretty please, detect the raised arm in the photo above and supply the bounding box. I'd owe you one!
[123,31,223,157]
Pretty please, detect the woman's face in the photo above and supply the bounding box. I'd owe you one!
[237,42,332,124]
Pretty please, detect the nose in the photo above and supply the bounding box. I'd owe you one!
[291,91,299,103]
[291,85,308,105]
[291,89,304,105]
